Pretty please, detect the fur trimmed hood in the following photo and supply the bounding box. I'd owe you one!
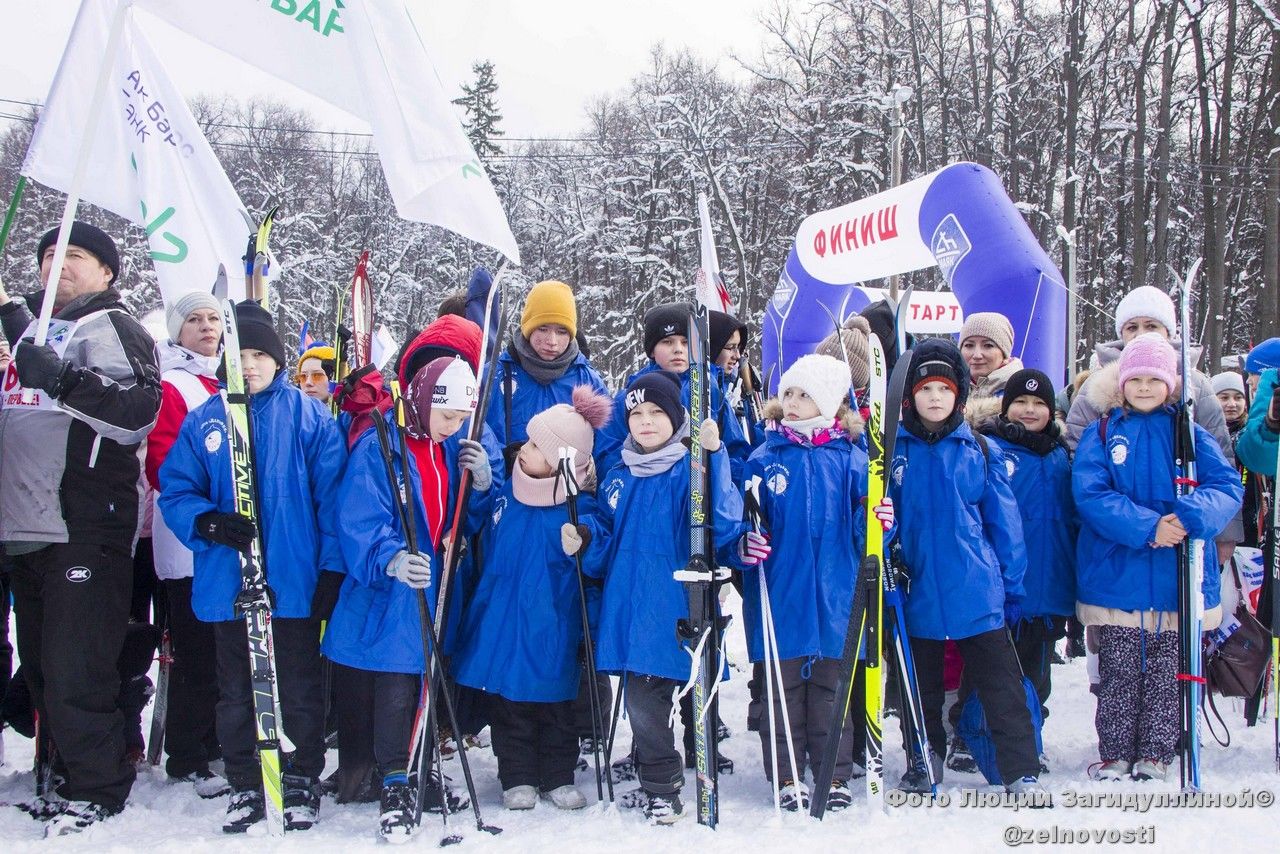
[762,398,864,440]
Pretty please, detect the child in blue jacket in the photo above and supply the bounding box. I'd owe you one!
[159,301,345,833]
[888,339,1041,794]
[561,370,747,823]
[969,369,1077,769]
[454,386,612,812]
[741,354,894,812]
[1073,334,1242,783]
[320,355,497,842]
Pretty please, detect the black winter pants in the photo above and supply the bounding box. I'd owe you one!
[213,617,325,791]
[624,673,683,795]
[754,657,858,783]
[372,671,419,778]
[489,694,578,791]
[10,541,136,809]
[910,629,1040,782]
[161,578,220,777]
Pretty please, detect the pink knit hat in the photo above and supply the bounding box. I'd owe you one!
[525,385,612,481]
[1118,333,1179,394]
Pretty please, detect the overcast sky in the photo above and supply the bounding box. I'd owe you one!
[0,1,773,137]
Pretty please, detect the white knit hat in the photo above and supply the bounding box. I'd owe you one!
[778,353,851,420]
[166,291,221,342]
[1113,286,1176,338]
[1211,372,1245,397]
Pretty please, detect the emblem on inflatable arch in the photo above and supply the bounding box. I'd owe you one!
[931,213,972,286]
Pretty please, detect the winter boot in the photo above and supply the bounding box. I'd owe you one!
[684,749,734,774]
[945,736,977,773]
[1131,759,1168,782]
[826,779,854,812]
[378,781,417,844]
[898,750,943,793]
[223,788,266,833]
[610,753,637,784]
[1005,776,1052,807]
[777,780,809,812]
[642,790,685,825]
[174,767,231,799]
[43,801,119,837]
[1089,760,1131,781]
[502,785,538,810]
[541,784,588,810]
[576,737,601,773]
[1038,753,1050,775]
[422,769,470,814]
[716,717,732,741]
[615,788,648,809]
[283,774,321,831]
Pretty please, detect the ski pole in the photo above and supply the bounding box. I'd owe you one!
[0,176,26,259]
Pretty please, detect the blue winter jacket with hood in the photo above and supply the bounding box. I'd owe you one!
[158,369,346,622]
[484,347,609,447]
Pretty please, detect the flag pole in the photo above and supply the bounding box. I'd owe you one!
[29,0,131,350]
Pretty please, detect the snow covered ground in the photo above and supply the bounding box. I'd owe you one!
[3,595,1279,852]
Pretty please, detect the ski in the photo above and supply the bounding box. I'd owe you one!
[1173,270,1205,793]
[862,333,887,810]
[146,619,173,766]
[673,301,719,828]
[242,205,279,306]
[348,250,373,371]
[221,299,287,837]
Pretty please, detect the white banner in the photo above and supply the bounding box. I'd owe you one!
[795,171,936,284]
[857,286,964,334]
[695,193,731,313]
[135,0,521,264]
[22,1,249,308]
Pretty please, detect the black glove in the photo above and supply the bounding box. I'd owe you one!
[1268,385,1280,432]
[197,511,258,553]
[15,338,81,399]
[310,569,345,622]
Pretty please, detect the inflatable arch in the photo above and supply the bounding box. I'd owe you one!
[761,162,1066,392]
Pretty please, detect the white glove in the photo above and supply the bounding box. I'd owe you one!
[561,522,584,556]
[458,438,492,491]
[700,417,721,453]
[738,531,772,566]
[873,496,895,531]
[724,377,743,412]
[387,549,432,589]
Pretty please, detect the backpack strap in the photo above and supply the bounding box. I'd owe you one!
[1099,413,1109,445]
[502,361,514,442]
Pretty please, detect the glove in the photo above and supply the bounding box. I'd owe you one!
[1004,596,1023,626]
[738,530,771,566]
[310,569,345,622]
[700,417,721,453]
[724,377,743,413]
[15,338,80,399]
[1268,385,1280,432]
[873,496,895,531]
[387,550,432,589]
[561,522,590,556]
[196,512,258,554]
[458,438,492,490]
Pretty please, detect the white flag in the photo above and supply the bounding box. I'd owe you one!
[695,194,732,313]
[135,0,521,264]
[21,1,250,308]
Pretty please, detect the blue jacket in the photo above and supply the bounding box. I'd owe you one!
[581,447,745,681]
[321,410,499,674]
[452,483,598,702]
[594,362,750,482]
[740,429,869,662]
[158,371,345,623]
[986,432,1077,618]
[888,420,1027,640]
[1073,406,1242,616]
[1235,368,1279,476]
[484,349,609,447]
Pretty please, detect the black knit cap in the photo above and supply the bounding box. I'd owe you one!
[860,298,910,372]
[235,301,287,375]
[643,302,693,356]
[624,370,686,432]
[906,337,969,407]
[1001,368,1056,416]
[36,221,120,283]
[708,310,748,358]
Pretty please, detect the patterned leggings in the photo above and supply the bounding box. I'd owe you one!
[1095,625,1180,764]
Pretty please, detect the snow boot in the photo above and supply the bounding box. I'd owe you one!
[826,779,853,812]
[777,780,809,812]
[944,736,978,773]
[282,774,321,831]
[1005,776,1052,807]
[576,737,601,773]
[43,801,119,837]
[610,753,637,783]
[1089,760,1131,781]
[684,749,734,774]
[642,790,685,825]
[422,769,470,814]
[222,788,265,834]
[716,718,732,741]
[615,788,648,809]
[378,781,417,844]
[502,785,538,810]
[174,767,231,799]
[898,750,943,793]
[1038,753,1050,775]
[1131,759,1168,782]
[541,784,588,810]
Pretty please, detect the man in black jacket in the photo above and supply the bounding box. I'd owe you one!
[0,221,161,835]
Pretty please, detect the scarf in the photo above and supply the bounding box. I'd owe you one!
[776,416,846,447]
[621,421,690,477]
[159,340,221,377]
[512,334,580,385]
[511,459,565,507]
[984,416,1066,457]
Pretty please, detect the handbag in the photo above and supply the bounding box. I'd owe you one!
[1205,558,1272,699]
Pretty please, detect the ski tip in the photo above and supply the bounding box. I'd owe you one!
[479,823,503,835]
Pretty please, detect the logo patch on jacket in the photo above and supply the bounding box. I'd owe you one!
[66,566,91,583]
[891,454,906,487]
[1005,457,1017,478]
[491,496,506,525]
[1109,436,1129,466]
[605,477,624,510]
[764,463,789,495]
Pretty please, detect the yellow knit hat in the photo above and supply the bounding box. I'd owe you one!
[520,280,577,339]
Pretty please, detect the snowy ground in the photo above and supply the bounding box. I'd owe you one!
[3,594,1279,852]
